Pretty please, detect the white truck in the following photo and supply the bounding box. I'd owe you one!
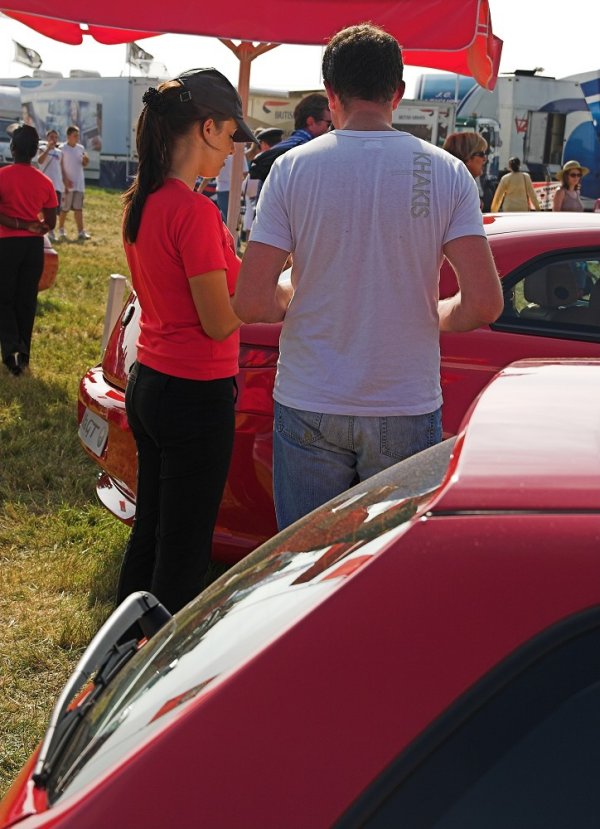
[0,84,21,165]
[0,75,163,186]
[455,69,600,209]
[392,99,457,147]
[0,78,334,187]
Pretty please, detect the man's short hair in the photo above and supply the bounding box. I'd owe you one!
[66,125,80,136]
[322,23,403,105]
[9,124,39,160]
[293,93,329,131]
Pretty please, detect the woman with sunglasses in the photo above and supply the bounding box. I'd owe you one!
[553,160,588,212]
[442,132,488,208]
[118,69,257,614]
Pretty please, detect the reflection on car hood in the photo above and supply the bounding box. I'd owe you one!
[51,439,454,801]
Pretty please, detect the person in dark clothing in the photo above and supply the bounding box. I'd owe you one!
[255,126,284,151]
[248,93,331,184]
[0,124,57,376]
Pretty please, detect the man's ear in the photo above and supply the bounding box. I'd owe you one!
[391,82,406,109]
[324,82,337,113]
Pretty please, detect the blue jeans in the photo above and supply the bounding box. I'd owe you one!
[273,401,442,530]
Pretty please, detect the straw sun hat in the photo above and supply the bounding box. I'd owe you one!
[555,159,590,180]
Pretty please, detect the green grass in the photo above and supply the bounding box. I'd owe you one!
[0,188,131,796]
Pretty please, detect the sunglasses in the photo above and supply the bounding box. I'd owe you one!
[568,171,582,178]
[470,151,488,158]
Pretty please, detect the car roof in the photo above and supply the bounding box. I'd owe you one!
[483,211,600,238]
[432,359,600,512]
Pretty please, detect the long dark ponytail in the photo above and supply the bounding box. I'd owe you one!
[123,80,223,243]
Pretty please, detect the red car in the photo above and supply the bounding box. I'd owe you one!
[5,359,600,828]
[39,235,59,291]
[78,212,600,562]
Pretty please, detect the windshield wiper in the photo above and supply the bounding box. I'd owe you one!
[32,591,171,788]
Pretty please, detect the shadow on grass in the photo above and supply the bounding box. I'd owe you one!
[0,359,231,616]
[35,294,70,317]
[0,369,96,512]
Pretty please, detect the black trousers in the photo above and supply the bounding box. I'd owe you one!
[0,236,43,366]
[117,362,236,614]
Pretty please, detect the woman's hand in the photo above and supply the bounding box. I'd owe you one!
[26,220,50,234]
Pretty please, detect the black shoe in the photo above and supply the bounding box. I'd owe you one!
[6,353,22,376]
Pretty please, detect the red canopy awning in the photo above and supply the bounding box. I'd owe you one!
[2,0,502,89]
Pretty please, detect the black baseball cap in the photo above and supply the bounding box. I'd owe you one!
[177,68,258,144]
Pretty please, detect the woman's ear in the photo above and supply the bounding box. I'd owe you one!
[201,118,216,142]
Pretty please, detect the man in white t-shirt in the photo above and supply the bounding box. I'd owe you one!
[57,125,91,241]
[233,23,503,530]
[37,129,64,242]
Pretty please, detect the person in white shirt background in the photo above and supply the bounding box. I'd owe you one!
[215,151,248,221]
[37,129,64,243]
[57,125,91,241]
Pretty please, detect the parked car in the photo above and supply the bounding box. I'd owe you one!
[78,212,600,562]
[6,359,600,829]
[39,234,58,291]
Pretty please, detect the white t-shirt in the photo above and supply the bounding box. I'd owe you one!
[38,147,64,192]
[60,142,86,191]
[251,130,484,416]
[216,154,248,192]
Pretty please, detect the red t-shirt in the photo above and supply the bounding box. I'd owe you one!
[0,163,58,239]
[124,178,240,381]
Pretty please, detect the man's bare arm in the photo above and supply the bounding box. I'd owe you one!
[233,241,293,323]
[438,235,504,332]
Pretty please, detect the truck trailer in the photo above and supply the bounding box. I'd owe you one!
[0,77,329,188]
[0,84,21,164]
[392,99,456,147]
[456,69,600,209]
[0,75,161,187]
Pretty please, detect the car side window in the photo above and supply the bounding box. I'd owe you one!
[495,254,600,337]
[337,616,600,829]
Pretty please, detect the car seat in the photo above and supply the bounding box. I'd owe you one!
[557,278,600,327]
[520,263,580,321]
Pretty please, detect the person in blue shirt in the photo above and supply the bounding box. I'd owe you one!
[248,93,331,185]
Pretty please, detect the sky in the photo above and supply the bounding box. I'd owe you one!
[0,0,598,95]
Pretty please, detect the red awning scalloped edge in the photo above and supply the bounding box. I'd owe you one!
[2,0,502,89]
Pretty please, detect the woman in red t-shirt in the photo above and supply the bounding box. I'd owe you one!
[0,124,57,375]
[117,69,257,614]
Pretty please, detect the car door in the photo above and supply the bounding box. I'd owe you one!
[337,607,600,829]
[440,246,600,434]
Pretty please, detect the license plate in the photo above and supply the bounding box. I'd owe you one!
[79,408,108,457]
